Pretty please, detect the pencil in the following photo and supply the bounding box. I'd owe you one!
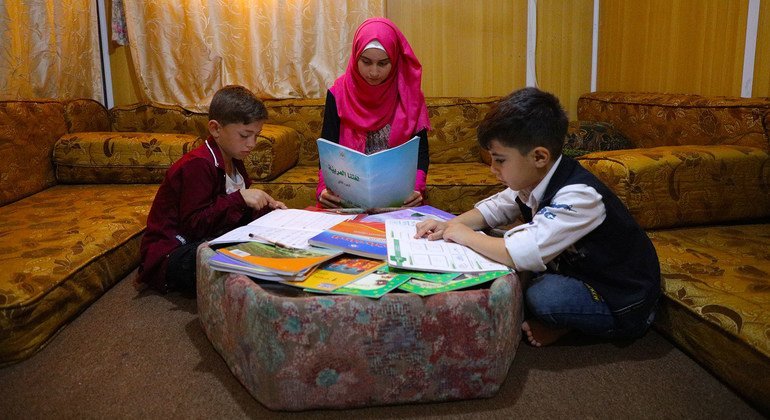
[248,233,292,249]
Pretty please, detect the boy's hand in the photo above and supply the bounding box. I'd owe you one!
[441,222,476,246]
[318,188,343,209]
[402,191,423,207]
[414,219,448,240]
[240,188,285,210]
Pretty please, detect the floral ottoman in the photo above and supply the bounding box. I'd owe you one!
[196,245,522,411]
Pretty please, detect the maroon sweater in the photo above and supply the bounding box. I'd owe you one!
[138,137,258,292]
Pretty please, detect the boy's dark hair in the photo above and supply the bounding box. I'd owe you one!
[208,85,268,126]
[478,87,568,157]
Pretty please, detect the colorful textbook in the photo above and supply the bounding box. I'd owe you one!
[289,256,385,292]
[217,241,341,277]
[308,219,387,260]
[317,136,419,209]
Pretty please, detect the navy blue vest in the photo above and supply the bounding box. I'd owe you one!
[518,157,661,326]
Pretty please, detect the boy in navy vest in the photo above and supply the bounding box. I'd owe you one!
[415,87,660,346]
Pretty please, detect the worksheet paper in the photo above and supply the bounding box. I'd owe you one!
[385,219,510,273]
[209,209,354,249]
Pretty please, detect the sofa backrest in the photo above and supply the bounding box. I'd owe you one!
[0,99,109,206]
[577,92,770,151]
[110,96,501,167]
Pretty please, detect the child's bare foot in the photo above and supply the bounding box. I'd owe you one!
[521,319,570,347]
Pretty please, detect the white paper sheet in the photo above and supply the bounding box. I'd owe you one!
[209,209,354,249]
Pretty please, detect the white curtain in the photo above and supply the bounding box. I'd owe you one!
[122,0,384,111]
[0,0,103,102]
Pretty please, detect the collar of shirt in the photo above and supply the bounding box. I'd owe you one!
[518,154,563,212]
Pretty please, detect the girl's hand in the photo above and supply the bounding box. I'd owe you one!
[402,190,423,207]
[318,188,343,208]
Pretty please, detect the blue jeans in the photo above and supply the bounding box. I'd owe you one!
[525,273,655,338]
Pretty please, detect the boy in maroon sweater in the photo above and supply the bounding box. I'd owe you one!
[139,85,286,293]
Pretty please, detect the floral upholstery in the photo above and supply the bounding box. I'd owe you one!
[54,127,299,184]
[54,132,203,183]
[0,99,110,206]
[649,224,770,411]
[563,120,633,157]
[577,92,770,150]
[426,163,503,214]
[0,184,158,365]
[196,245,522,411]
[577,145,770,230]
[255,162,504,214]
[110,102,211,138]
[576,91,770,412]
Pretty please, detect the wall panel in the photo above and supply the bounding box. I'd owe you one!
[387,0,527,98]
[598,0,748,96]
[535,0,593,119]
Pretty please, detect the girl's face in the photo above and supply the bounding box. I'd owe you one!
[357,48,392,85]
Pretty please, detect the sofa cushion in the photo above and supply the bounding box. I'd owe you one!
[54,132,203,184]
[426,162,504,214]
[62,99,111,133]
[110,102,210,138]
[258,98,327,166]
[649,224,770,411]
[577,92,770,150]
[54,126,299,184]
[578,145,770,229]
[112,99,319,168]
[0,184,158,364]
[243,124,301,181]
[252,162,504,214]
[563,121,633,157]
[250,165,319,210]
[426,97,499,165]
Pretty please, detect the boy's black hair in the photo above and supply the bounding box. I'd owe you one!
[478,87,568,157]
[208,85,268,126]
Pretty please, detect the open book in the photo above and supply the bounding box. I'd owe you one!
[385,219,510,273]
[317,136,419,209]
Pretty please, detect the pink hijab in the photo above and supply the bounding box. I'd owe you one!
[330,17,430,150]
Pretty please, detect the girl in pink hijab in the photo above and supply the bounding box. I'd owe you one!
[317,17,431,208]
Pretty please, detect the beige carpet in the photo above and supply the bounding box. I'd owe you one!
[0,269,763,419]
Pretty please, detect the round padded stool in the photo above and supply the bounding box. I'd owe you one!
[197,245,522,411]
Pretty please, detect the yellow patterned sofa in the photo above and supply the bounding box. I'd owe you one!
[0,99,298,365]
[0,99,210,365]
[0,96,508,365]
[575,92,770,413]
[110,97,507,213]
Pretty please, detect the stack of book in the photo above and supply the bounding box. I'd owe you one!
[208,206,512,298]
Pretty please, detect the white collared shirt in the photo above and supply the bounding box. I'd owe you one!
[475,156,606,272]
[225,171,245,194]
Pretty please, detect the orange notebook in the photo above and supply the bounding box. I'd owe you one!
[217,242,341,276]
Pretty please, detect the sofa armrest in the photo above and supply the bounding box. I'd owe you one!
[54,132,202,184]
[577,145,770,229]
